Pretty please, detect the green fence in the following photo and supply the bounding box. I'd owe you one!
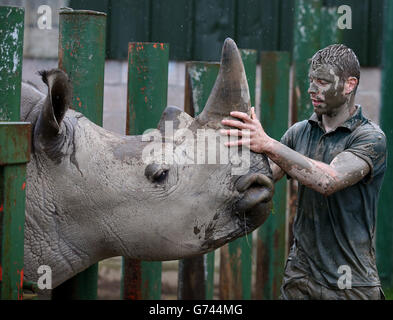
[69,0,383,66]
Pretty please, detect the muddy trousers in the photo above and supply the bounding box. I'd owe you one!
[279,259,385,300]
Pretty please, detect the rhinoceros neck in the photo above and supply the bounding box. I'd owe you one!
[24,157,104,288]
[24,111,149,288]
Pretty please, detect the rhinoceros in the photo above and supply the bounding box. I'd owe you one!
[20,38,274,289]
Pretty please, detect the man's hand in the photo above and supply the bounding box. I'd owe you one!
[220,107,272,153]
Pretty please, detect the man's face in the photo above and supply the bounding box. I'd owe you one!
[308,64,347,117]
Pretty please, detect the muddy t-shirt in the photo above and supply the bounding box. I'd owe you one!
[280,106,386,288]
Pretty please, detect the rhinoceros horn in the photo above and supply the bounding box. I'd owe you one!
[197,38,251,126]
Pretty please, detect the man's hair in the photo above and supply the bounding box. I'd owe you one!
[309,44,360,89]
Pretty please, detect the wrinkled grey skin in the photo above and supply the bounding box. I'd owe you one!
[21,39,273,289]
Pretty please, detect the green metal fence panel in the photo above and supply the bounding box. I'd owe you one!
[279,0,295,55]
[320,6,344,48]
[151,0,193,61]
[0,122,31,300]
[219,49,257,300]
[53,9,107,300]
[107,0,151,60]
[236,0,280,54]
[69,0,109,13]
[0,6,24,122]
[178,61,220,299]
[376,0,393,300]
[255,51,290,300]
[66,0,383,66]
[122,42,169,300]
[367,0,383,67]
[67,0,384,66]
[193,0,236,61]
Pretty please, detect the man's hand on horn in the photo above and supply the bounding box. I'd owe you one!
[220,107,272,153]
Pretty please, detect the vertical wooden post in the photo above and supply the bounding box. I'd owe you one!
[122,42,169,300]
[219,49,257,300]
[377,0,393,300]
[255,51,290,299]
[53,9,107,300]
[178,61,220,300]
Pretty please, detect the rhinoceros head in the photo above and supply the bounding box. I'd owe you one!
[23,38,273,287]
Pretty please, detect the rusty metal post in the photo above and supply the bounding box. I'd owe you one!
[0,122,31,300]
[53,9,107,300]
[122,42,169,300]
[255,51,290,299]
[0,6,24,121]
[219,49,257,300]
[178,61,220,300]
[58,8,106,126]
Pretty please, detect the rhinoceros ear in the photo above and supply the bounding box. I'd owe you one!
[35,69,72,138]
[157,106,193,133]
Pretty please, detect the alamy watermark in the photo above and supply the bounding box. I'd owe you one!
[141,121,251,176]
[37,5,52,30]
[337,265,352,289]
[37,265,52,290]
[337,5,352,30]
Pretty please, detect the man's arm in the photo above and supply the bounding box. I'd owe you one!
[221,108,370,196]
[269,158,285,183]
[264,140,369,196]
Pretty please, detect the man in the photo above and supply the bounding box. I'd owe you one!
[220,44,387,300]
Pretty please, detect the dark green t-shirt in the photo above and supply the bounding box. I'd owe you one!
[281,106,387,288]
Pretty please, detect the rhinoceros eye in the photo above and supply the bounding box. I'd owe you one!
[145,163,169,184]
[153,169,168,183]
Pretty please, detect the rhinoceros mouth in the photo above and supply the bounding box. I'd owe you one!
[200,193,273,252]
[236,199,272,232]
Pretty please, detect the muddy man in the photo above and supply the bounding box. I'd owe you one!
[221,44,387,300]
